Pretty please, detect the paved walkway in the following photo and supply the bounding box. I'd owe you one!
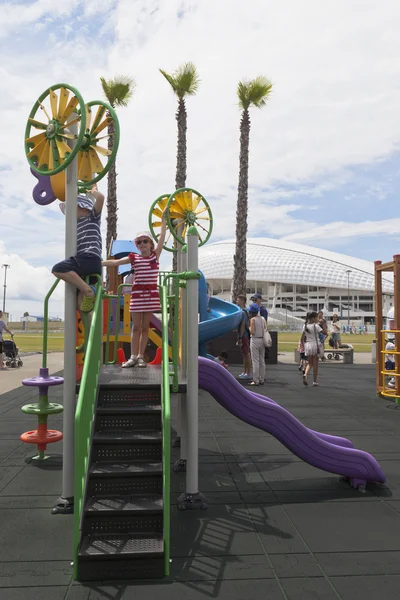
[0,353,64,395]
[0,361,399,599]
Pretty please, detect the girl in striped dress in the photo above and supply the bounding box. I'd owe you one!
[103,212,167,367]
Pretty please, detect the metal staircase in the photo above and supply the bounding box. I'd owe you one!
[76,382,165,581]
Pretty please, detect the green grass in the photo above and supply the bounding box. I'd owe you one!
[11,331,375,354]
[277,332,375,353]
[13,333,64,353]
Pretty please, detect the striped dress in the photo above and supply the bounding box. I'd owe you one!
[128,251,161,313]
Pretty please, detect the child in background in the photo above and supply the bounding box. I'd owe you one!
[385,338,396,388]
[103,212,167,368]
[215,351,229,369]
[297,338,307,373]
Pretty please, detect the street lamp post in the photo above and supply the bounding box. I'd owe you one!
[346,269,352,327]
[2,264,10,313]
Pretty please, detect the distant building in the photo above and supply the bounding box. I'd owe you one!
[199,238,394,325]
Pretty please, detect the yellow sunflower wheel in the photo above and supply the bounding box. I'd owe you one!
[77,100,120,187]
[166,188,213,247]
[149,194,176,252]
[25,84,86,176]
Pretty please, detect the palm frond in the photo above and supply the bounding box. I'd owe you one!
[237,76,272,110]
[100,75,136,107]
[160,62,200,99]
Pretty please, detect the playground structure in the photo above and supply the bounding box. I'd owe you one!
[22,82,387,583]
[375,255,400,404]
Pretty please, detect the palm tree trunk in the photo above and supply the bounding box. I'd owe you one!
[173,98,187,272]
[232,108,250,300]
[106,112,117,258]
[175,98,187,189]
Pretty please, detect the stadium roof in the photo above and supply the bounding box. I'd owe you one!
[198,238,394,294]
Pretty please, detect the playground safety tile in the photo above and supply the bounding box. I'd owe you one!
[279,577,339,600]
[314,551,400,576]
[0,462,62,496]
[0,465,25,493]
[385,501,400,514]
[337,433,400,455]
[0,417,39,436]
[171,490,243,505]
[0,587,68,600]
[268,553,321,578]
[171,462,236,493]
[228,462,271,491]
[170,554,275,580]
[68,580,285,600]
[207,418,261,436]
[0,560,72,587]
[283,501,400,552]
[0,439,24,458]
[292,417,375,433]
[0,509,73,561]
[331,574,400,600]
[272,488,378,504]
[246,504,309,554]
[0,495,61,509]
[238,490,277,504]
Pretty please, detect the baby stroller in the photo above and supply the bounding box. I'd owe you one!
[3,337,23,368]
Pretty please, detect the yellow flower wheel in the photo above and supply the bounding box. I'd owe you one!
[149,194,176,252]
[25,84,86,176]
[166,188,213,247]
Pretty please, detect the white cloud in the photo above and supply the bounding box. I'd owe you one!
[283,218,400,243]
[1,0,400,316]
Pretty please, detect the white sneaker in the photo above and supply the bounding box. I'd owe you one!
[122,356,137,368]
[136,357,147,368]
[388,378,396,388]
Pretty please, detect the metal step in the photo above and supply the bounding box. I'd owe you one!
[85,494,163,514]
[87,474,162,496]
[91,441,162,462]
[95,413,161,432]
[93,430,161,443]
[90,461,162,476]
[77,534,164,581]
[97,405,161,414]
[82,512,163,535]
[98,388,161,409]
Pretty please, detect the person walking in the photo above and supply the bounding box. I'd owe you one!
[301,311,324,387]
[317,310,328,360]
[236,295,252,379]
[330,313,341,349]
[248,302,267,386]
[0,311,13,370]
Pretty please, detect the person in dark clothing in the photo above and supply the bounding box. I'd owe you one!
[250,293,268,322]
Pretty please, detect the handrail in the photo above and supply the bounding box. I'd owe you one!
[159,280,171,576]
[42,278,60,368]
[73,275,103,578]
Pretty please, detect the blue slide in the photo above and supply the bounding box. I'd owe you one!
[198,272,242,354]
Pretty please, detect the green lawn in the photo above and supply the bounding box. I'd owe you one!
[12,331,375,354]
[277,332,375,353]
[13,334,64,353]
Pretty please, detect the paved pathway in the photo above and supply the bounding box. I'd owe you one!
[0,353,64,395]
[0,361,399,599]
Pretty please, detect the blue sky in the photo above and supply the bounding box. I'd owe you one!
[1,0,400,319]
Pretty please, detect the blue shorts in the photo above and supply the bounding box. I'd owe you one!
[52,253,101,286]
[385,360,395,371]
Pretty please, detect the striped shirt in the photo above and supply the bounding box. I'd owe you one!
[77,209,102,257]
[129,251,161,312]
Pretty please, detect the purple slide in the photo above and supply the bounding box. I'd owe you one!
[198,357,386,488]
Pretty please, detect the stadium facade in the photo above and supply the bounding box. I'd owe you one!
[198,238,394,326]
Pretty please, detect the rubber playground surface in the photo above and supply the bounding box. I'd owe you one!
[0,362,400,599]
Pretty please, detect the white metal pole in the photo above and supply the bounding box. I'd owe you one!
[177,226,206,509]
[180,245,188,462]
[53,117,78,514]
[175,245,182,441]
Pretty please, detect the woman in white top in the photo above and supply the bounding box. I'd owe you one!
[300,311,323,387]
[248,302,267,386]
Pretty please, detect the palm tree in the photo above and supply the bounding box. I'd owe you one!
[159,62,200,189]
[100,75,135,255]
[232,76,273,300]
[159,63,200,271]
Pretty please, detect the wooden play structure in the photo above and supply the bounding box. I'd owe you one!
[374,255,400,404]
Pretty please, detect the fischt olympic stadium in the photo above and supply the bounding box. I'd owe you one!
[198,238,394,328]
